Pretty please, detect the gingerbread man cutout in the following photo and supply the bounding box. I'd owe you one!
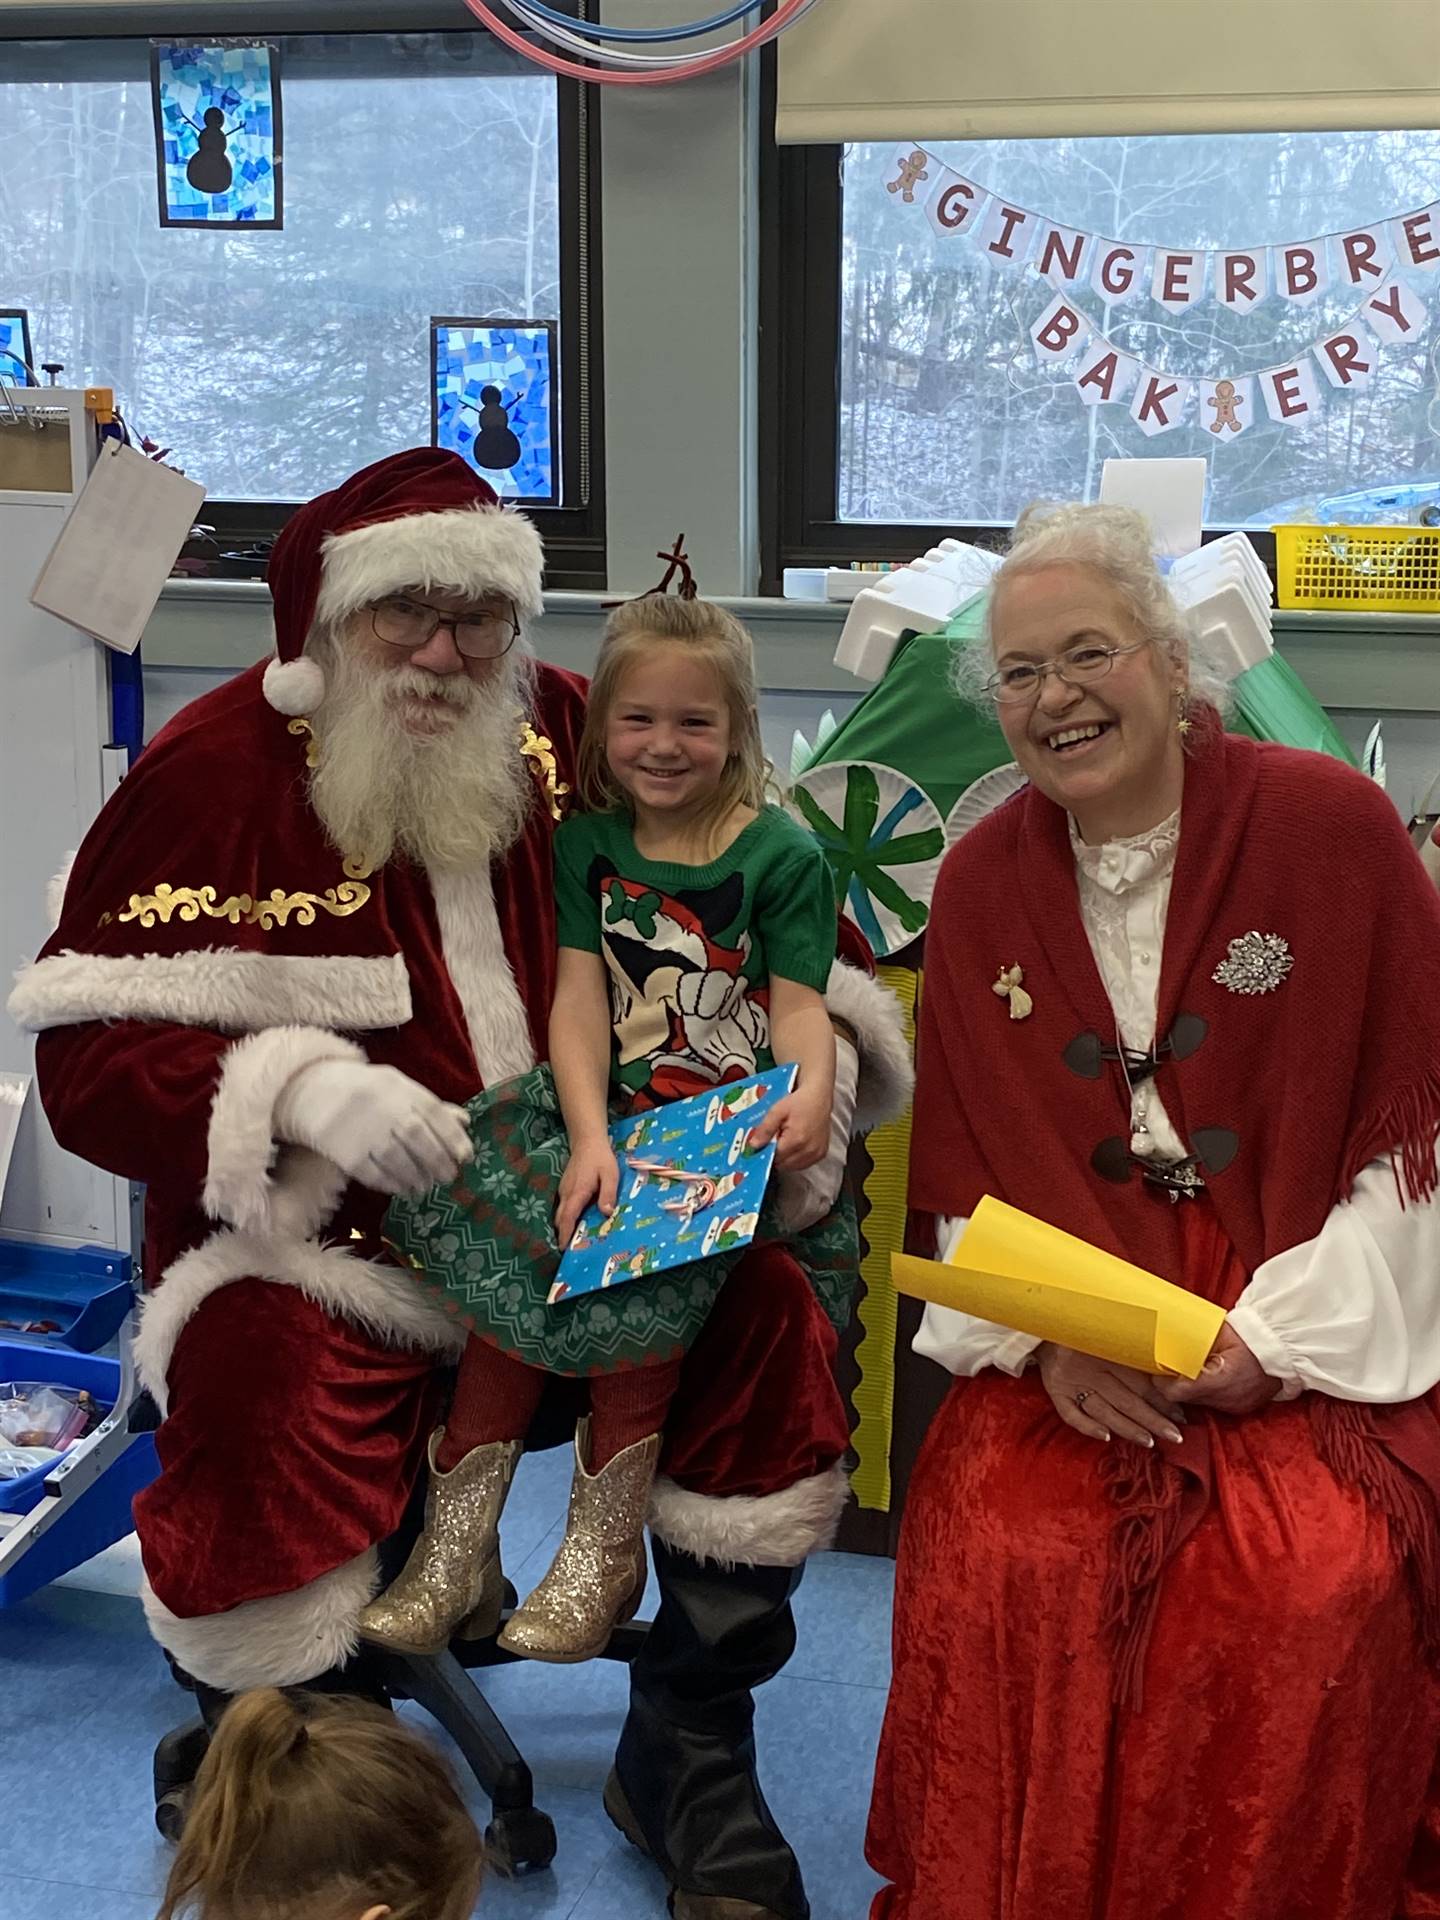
[887,149,930,205]
[1208,379,1243,435]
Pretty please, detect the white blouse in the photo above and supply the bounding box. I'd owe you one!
[915,809,1440,1402]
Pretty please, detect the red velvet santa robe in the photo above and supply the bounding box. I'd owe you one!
[12,658,911,1689]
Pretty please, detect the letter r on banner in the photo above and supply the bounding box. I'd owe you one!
[1315,326,1378,390]
[1339,226,1392,286]
[1218,251,1267,309]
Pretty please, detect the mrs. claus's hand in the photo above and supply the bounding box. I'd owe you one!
[1155,1320,1281,1416]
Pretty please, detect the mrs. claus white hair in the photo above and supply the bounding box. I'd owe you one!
[951,502,1231,728]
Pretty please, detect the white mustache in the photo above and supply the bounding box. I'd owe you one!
[386,666,477,708]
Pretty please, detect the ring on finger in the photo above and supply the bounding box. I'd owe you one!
[1074,1389,1090,1411]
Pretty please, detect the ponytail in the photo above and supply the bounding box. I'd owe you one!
[157,1688,484,1920]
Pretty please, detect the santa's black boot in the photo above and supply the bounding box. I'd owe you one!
[606,1541,810,1920]
[152,1649,393,1841]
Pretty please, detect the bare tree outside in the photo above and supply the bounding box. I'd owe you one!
[840,131,1440,527]
[0,35,560,502]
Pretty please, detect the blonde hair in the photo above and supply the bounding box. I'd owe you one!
[952,502,1232,725]
[156,1688,484,1920]
[577,595,772,842]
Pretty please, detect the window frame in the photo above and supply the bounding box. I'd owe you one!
[1,2,606,589]
[757,128,1278,595]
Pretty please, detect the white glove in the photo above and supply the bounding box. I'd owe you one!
[273,1060,472,1198]
[774,1036,860,1235]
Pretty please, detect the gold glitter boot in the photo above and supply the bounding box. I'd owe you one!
[358,1430,520,1656]
[498,1419,658,1664]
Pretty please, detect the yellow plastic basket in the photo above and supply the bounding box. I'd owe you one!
[1274,524,1440,612]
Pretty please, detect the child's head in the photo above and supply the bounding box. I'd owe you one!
[578,594,769,831]
[156,1688,484,1920]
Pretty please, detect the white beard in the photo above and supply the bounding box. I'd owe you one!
[305,629,535,873]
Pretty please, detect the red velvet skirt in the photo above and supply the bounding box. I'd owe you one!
[866,1207,1440,1920]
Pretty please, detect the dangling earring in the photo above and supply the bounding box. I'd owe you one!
[1175,689,1193,737]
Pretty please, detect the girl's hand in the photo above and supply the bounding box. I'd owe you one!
[1037,1343,1187,1450]
[555,1138,620,1247]
[1153,1321,1280,1417]
[752,1084,831,1172]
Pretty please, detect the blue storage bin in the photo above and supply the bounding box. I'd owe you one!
[0,1239,160,1608]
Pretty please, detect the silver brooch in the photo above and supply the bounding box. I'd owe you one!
[1213,931,1293,996]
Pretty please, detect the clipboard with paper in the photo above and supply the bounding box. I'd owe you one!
[892,1195,1225,1378]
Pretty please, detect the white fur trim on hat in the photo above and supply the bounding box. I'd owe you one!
[141,1550,380,1691]
[263,653,327,716]
[647,1460,851,1569]
[315,503,545,627]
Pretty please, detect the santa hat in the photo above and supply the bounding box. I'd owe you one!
[261,447,545,718]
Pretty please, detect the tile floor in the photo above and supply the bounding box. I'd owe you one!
[0,1446,894,1918]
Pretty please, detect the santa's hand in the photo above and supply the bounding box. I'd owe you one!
[555,1138,621,1247]
[774,1037,858,1232]
[274,1060,472,1197]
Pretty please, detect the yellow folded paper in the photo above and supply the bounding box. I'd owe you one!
[892,1195,1224,1378]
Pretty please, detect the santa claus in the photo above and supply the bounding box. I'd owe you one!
[8,449,910,1920]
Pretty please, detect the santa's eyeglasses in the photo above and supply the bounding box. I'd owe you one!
[368,593,519,660]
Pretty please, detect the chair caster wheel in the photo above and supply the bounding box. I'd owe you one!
[155,1784,192,1843]
[484,1807,557,1877]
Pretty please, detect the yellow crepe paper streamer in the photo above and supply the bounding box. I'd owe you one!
[893,1195,1225,1379]
[848,963,919,1511]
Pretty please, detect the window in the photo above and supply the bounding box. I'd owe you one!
[1,13,604,585]
[761,127,1440,584]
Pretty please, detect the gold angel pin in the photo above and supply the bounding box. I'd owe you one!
[992,964,1033,1021]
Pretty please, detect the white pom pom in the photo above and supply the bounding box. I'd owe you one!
[262,655,326,717]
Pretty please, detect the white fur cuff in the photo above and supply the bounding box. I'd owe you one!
[825,961,913,1134]
[203,1026,367,1237]
[142,1550,379,1691]
[647,1461,851,1569]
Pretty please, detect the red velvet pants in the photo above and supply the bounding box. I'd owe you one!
[134,1241,850,1619]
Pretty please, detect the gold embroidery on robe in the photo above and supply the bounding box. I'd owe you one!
[287,717,320,769]
[116,857,374,931]
[518,717,572,822]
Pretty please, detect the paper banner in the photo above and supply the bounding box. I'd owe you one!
[884,146,933,206]
[1091,239,1149,306]
[1337,224,1394,289]
[1198,374,1256,438]
[1034,220,1091,286]
[1261,358,1323,425]
[979,196,1037,267]
[1273,240,1329,305]
[1130,370,1192,436]
[1314,321,1380,390]
[1216,250,1268,311]
[1152,249,1206,311]
[1392,202,1440,274]
[1030,291,1092,364]
[1363,275,1428,345]
[1072,335,1140,406]
[891,1195,1225,1379]
[925,166,989,239]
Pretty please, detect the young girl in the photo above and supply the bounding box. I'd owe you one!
[156,1687,484,1920]
[362,594,851,1665]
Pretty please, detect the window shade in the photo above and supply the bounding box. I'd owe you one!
[776,0,1440,144]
